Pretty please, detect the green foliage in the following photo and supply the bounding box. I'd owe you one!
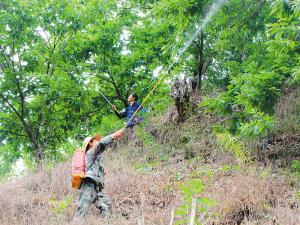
[213,129,252,163]
[49,195,73,215]
[201,1,300,140]
[0,0,172,171]
[0,144,19,179]
[291,160,300,173]
[219,164,241,173]
[295,191,300,204]
[175,179,217,224]
[239,113,275,139]
[0,0,115,168]
[201,70,282,137]
[131,161,157,173]
[0,0,299,175]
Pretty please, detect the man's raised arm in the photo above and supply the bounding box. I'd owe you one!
[92,129,125,156]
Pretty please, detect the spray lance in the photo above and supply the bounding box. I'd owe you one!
[98,90,120,114]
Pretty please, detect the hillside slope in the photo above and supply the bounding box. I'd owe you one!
[0,95,299,225]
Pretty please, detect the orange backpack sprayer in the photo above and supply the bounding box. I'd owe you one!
[72,134,102,189]
[71,149,86,189]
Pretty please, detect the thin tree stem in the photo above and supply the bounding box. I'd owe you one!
[189,198,197,225]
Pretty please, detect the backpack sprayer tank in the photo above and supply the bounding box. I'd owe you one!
[71,149,85,189]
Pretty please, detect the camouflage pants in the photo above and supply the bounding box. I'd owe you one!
[75,178,111,219]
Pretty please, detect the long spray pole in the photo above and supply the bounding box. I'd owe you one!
[99,90,120,114]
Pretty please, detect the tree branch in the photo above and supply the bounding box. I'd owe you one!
[107,69,128,107]
[14,74,25,117]
[0,93,22,119]
[193,40,200,49]
[0,93,38,153]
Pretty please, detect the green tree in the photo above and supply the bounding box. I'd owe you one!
[0,0,120,168]
[202,0,300,138]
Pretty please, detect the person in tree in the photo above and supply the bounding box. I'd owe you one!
[112,93,144,128]
[74,129,125,219]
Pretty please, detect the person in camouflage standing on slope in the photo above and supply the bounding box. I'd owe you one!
[74,129,125,219]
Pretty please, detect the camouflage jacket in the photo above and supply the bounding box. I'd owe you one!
[85,135,113,187]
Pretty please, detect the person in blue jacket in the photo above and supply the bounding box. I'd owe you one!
[112,93,144,128]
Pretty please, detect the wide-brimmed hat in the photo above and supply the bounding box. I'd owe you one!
[83,134,102,152]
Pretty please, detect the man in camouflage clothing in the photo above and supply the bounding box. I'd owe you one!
[75,129,124,219]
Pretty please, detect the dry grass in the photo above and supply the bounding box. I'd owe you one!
[205,171,299,224]
[0,149,299,225]
[141,109,232,165]
[259,86,300,165]
[0,149,177,225]
[0,110,299,225]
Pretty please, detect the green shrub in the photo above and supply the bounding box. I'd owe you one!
[175,179,217,225]
[291,160,300,173]
[213,129,253,163]
[49,195,73,215]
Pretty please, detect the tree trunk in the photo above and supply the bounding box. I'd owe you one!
[33,143,45,171]
[170,77,192,122]
[192,30,204,107]
[0,93,45,169]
